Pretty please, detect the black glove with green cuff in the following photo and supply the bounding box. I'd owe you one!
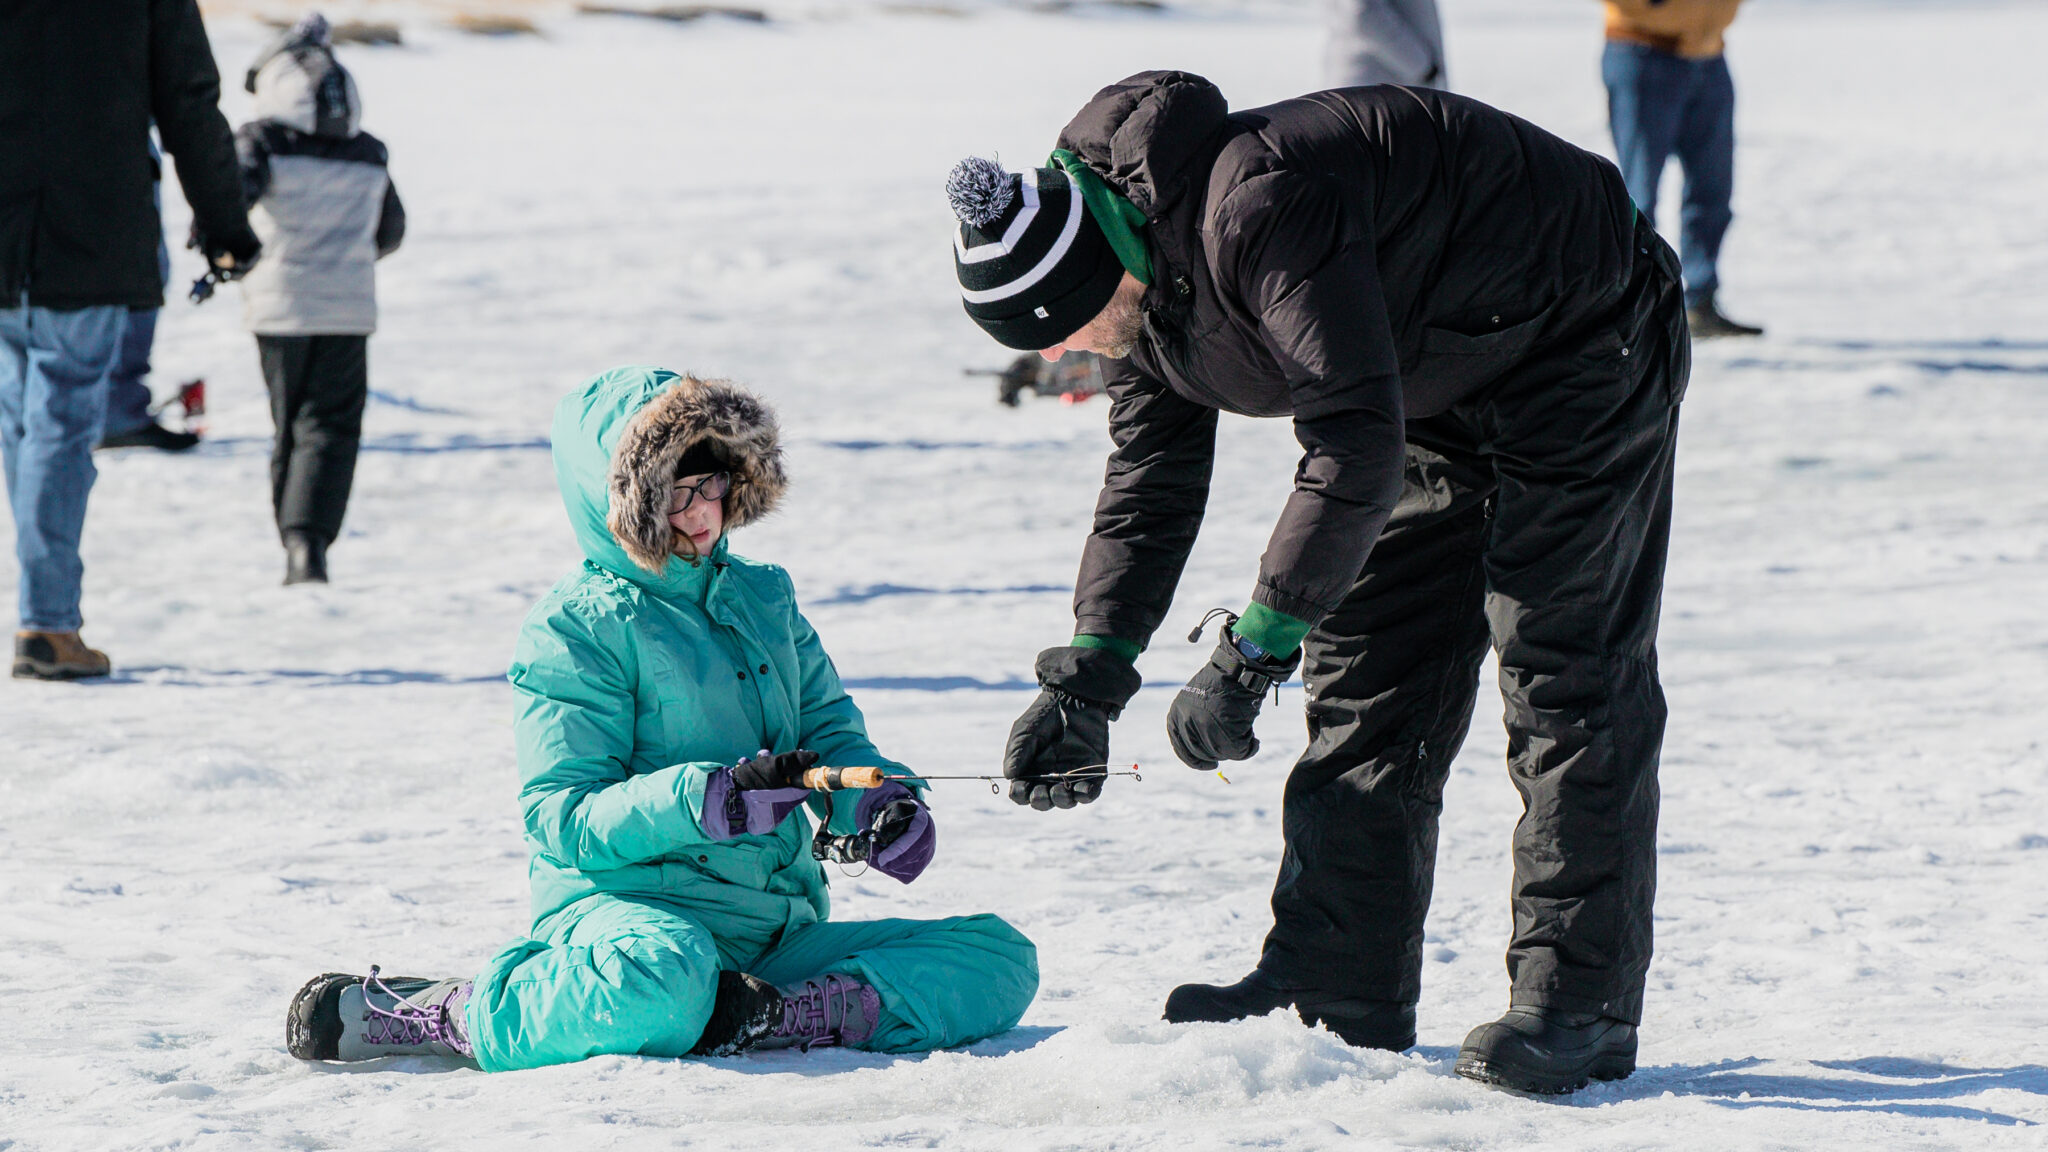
[1003,646,1144,811]
[1167,614,1301,770]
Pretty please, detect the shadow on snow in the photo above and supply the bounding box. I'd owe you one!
[104,666,507,688]
[810,582,1068,606]
[1596,1057,2045,1126]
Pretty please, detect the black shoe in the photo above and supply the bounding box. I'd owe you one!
[1163,969,1416,1051]
[97,421,200,452]
[1685,292,1764,339]
[1454,1007,1637,1094]
[690,970,784,1056]
[284,532,328,585]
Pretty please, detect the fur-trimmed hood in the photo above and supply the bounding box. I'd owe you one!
[550,367,787,588]
[606,374,786,573]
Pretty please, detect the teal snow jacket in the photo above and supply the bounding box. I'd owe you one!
[509,366,910,962]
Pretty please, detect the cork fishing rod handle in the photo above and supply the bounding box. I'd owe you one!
[800,765,887,790]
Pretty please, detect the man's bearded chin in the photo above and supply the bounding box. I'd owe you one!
[1095,296,1145,359]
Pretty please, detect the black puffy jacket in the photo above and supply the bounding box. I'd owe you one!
[1058,72,1641,643]
[0,0,257,310]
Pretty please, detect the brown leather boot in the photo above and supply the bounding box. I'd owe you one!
[12,631,112,680]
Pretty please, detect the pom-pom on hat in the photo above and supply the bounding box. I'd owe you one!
[949,157,1126,351]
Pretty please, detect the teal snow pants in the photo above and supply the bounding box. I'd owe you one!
[463,895,1039,1072]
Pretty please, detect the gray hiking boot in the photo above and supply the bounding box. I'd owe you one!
[287,966,475,1061]
[691,970,882,1057]
[756,973,880,1052]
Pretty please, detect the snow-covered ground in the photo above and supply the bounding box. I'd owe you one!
[6,1,2048,1147]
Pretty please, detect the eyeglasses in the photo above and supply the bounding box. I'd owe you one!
[668,471,734,516]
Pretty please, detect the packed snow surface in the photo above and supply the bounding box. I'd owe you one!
[5,1,2047,1148]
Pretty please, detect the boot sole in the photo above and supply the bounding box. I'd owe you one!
[1453,1051,1635,1095]
[11,658,110,681]
[287,973,360,1061]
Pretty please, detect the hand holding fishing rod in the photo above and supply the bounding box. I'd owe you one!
[1002,646,1146,811]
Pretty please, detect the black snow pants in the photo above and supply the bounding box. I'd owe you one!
[257,334,368,546]
[1258,220,1689,1025]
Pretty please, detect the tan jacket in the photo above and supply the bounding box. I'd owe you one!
[1604,0,1744,59]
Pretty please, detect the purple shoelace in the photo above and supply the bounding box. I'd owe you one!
[774,974,875,1051]
[361,965,474,1057]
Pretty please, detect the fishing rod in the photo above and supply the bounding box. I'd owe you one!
[800,764,1142,794]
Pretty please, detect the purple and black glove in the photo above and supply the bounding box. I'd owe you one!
[811,781,936,884]
[857,782,935,883]
[702,749,820,839]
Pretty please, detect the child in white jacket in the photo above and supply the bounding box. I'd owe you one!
[235,14,404,585]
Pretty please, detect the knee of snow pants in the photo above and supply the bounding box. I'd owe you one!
[465,895,723,1072]
[749,914,1039,1053]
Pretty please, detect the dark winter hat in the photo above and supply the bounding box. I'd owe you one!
[673,439,733,478]
[246,13,361,139]
[949,157,1127,351]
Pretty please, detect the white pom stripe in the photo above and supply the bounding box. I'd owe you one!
[955,169,1041,265]
[959,179,1084,305]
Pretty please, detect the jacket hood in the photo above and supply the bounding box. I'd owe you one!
[246,14,361,139]
[551,367,787,589]
[1055,71,1231,216]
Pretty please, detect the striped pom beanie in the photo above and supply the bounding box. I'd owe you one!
[948,157,1128,351]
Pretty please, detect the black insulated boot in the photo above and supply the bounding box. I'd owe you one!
[689,970,784,1056]
[1164,969,1416,1051]
[1685,291,1764,339]
[1454,1007,1636,1094]
[284,531,328,585]
[96,420,200,453]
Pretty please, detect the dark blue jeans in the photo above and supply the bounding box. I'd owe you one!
[105,145,170,438]
[1603,41,1735,308]
[103,305,160,437]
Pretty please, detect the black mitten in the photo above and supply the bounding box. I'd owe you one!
[1003,646,1143,811]
[1166,617,1300,770]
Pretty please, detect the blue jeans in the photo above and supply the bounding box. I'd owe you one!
[0,302,124,631]
[104,165,171,439]
[103,305,160,437]
[1603,41,1735,307]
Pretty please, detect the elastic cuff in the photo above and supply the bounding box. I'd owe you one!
[1509,989,1644,1027]
[1231,602,1310,660]
[1070,634,1141,663]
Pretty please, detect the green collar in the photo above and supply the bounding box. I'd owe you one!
[1049,148,1152,287]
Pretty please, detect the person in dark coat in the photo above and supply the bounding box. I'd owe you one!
[1,0,259,680]
[946,71,1688,1095]
[97,133,203,454]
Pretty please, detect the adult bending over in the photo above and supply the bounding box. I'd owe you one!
[947,71,1686,1095]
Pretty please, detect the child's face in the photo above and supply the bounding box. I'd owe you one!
[667,472,728,557]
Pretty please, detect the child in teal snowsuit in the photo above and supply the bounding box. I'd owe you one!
[286,368,1038,1069]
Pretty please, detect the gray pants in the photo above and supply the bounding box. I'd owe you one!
[1326,0,1446,89]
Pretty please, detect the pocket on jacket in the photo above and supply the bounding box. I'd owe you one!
[1411,302,1556,410]
[673,838,779,891]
